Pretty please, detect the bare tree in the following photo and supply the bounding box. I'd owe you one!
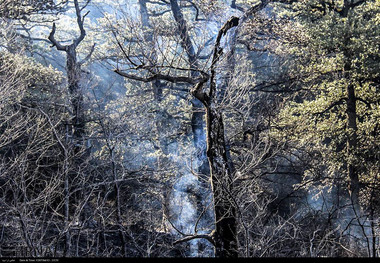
[48,0,94,144]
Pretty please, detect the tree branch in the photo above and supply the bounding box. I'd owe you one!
[73,0,87,46]
[190,75,209,103]
[313,98,346,116]
[79,43,96,65]
[48,23,67,51]
[114,69,204,84]
[173,234,215,246]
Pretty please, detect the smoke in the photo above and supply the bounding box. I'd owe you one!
[306,183,374,255]
[167,140,215,257]
[165,3,245,256]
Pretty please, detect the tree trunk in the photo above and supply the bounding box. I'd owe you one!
[66,45,85,142]
[48,0,88,146]
[342,0,360,214]
[341,3,365,254]
[346,82,359,210]
[206,104,238,257]
[48,1,89,256]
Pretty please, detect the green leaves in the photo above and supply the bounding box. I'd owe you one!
[273,0,380,186]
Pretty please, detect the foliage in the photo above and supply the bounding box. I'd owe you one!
[272,0,380,199]
[0,0,380,258]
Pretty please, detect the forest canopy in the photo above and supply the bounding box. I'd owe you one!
[0,0,379,258]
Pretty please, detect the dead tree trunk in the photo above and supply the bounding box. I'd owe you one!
[170,0,210,181]
[190,16,242,258]
[191,78,238,258]
[66,45,85,141]
[48,0,93,145]
[48,0,93,256]
[190,3,271,256]
[206,104,238,257]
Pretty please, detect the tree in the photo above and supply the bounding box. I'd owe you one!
[272,0,380,256]
[48,0,94,143]
[0,47,68,257]
[0,0,67,19]
[46,0,95,256]
[1,0,379,258]
[110,0,284,257]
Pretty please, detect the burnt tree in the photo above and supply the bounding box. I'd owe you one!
[190,16,241,258]
[47,0,93,256]
[115,1,273,257]
[48,0,94,144]
[170,0,210,182]
[188,1,274,256]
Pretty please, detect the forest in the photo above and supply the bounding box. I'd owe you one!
[0,0,379,258]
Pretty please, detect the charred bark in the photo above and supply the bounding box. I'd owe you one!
[206,104,238,257]
[47,0,92,256]
[190,2,271,257]
[48,0,92,145]
[169,0,209,180]
[66,45,85,142]
[190,15,243,258]
[192,83,238,258]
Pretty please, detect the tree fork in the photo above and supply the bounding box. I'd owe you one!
[190,1,273,257]
[48,0,93,145]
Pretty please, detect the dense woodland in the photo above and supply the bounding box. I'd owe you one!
[0,0,379,258]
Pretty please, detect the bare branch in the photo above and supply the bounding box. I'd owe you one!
[313,98,346,116]
[114,69,203,84]
[73,0,87,46]
[79,43,96,65]
[173,234,215,246]
[48,23,67,51]
[80,0,91,11]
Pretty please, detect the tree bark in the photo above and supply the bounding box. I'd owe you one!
[190,15,243,257]
[48,0,91,256]
[206,104,238,257]
[48,0,91,145]
[169,0,208,179]
[342,0,360,214]
[66,45,85,142]
[346,82,359,210]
